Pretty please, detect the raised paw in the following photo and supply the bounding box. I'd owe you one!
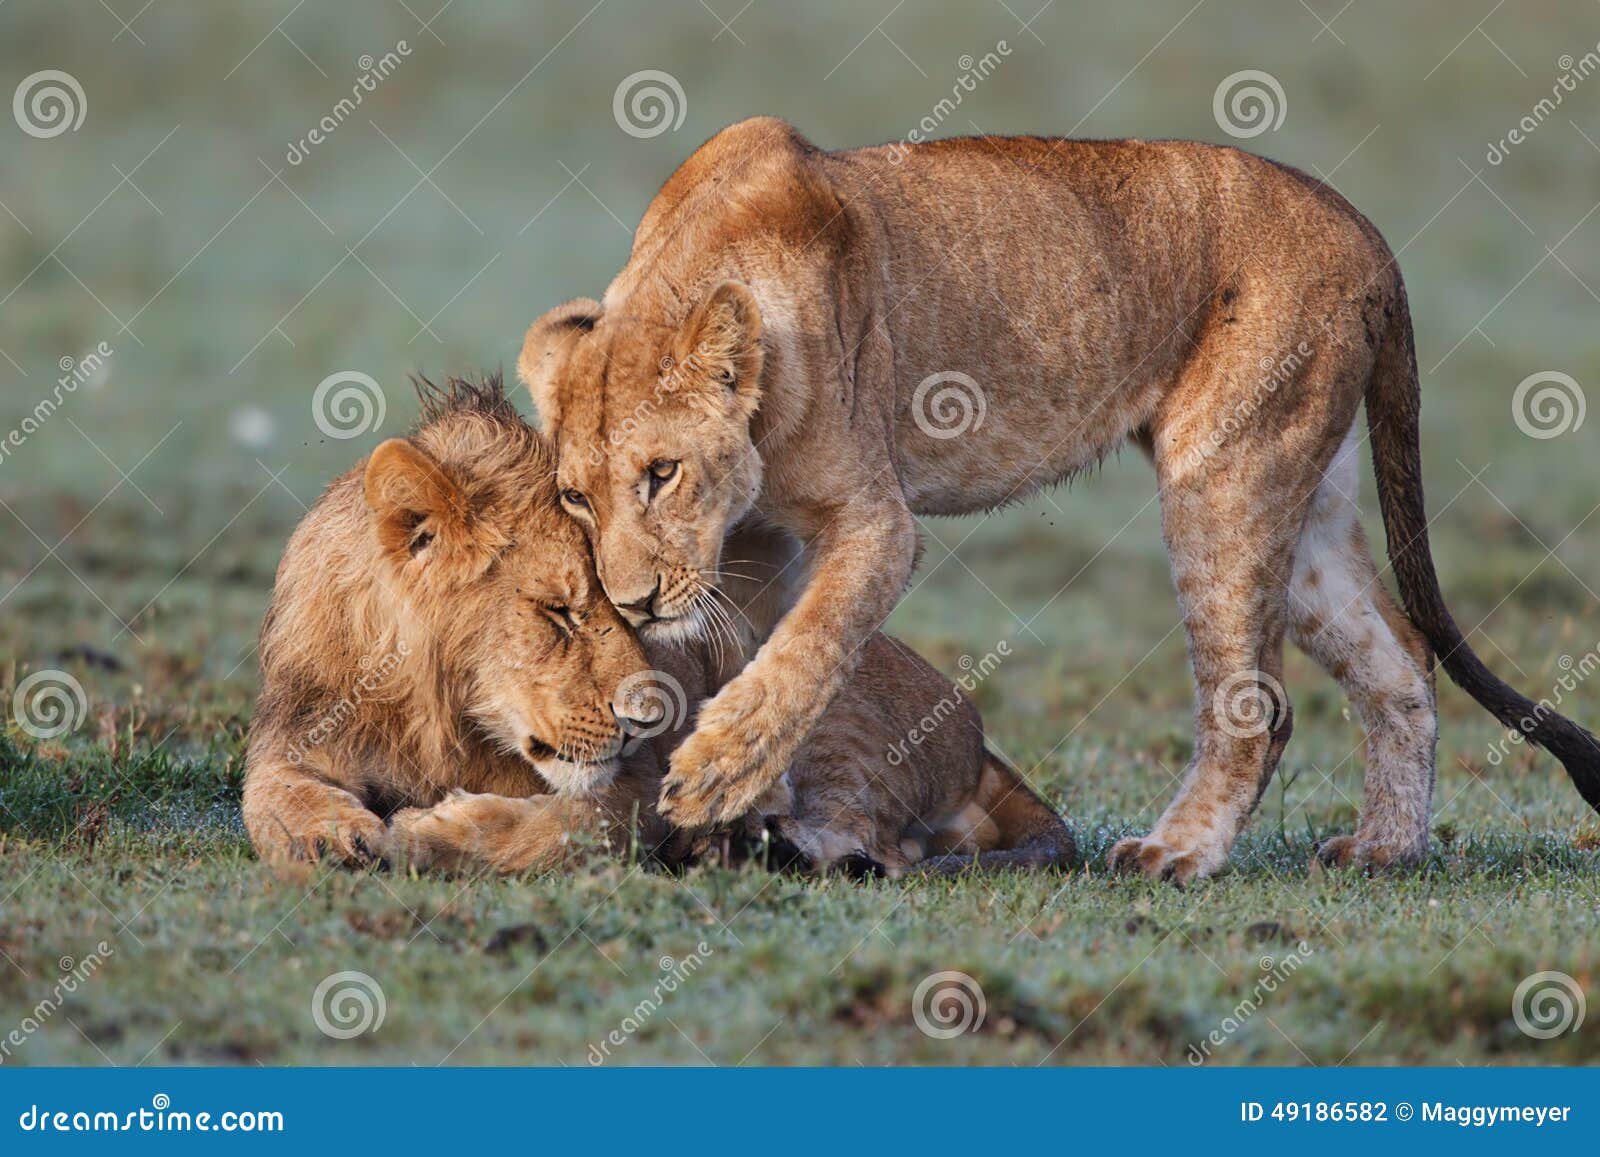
[1315,835,1424,872]
[659,687,790,829]
[1106,835,1217,886]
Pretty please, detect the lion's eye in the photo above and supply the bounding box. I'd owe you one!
[647,459,678,497]
[543,604,576,634]
[560,488,589,509]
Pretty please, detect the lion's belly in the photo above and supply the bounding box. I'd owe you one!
[892,362,1169,515]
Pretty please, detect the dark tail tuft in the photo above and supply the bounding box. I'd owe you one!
[1367,281,1600,812]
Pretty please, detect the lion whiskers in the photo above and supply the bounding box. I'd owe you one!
[690,583,744,671]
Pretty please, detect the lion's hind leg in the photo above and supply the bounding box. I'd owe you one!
[914,754,1075,874]
[1108,322,1371,883]
[387,791,580,875]
[763,809,912,879]
[389,766,663,875]
[1288,428,1437,870]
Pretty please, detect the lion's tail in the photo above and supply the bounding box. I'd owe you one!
[1366,277,1600,812]
[917,752,1076,874]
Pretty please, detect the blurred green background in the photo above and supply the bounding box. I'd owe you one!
[1,0,1598,1065]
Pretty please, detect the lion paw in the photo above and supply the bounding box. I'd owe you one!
[1315,835,1423,872]
[659,685,790,829]
[300,810,391,868]
[1106,835,1218,885]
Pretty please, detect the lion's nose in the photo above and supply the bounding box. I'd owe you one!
[617,690,664,728]
[613,577,661,626]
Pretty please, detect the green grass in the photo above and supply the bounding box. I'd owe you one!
[3,0,1600,1065]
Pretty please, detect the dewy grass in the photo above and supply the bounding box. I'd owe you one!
[1,0,1597,1067]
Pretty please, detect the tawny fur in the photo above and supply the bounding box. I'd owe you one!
[676,522,1074,877]
[242,377,1072,877]
[521,117,1600,884]
[241,375,669,874]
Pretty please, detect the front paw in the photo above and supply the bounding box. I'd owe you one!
[659,690,789,829]
[1106,834,1220,885]
[305,811,391,868]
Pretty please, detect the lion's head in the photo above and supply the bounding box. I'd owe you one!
[263,375,659,797]
[517,282,767,646]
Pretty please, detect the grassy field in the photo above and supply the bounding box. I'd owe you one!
[2,0,1599,1065]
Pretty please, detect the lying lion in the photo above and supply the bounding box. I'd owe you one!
[242,375,1072,877]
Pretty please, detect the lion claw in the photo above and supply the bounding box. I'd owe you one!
[1106,834,1216,886]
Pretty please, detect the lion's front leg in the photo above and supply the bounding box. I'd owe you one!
[242,751,391,870]
[659,500,917,829]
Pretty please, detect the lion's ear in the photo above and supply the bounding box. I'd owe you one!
[519,298,601,428]
[363,439,466,561]
[675,280,763,416]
